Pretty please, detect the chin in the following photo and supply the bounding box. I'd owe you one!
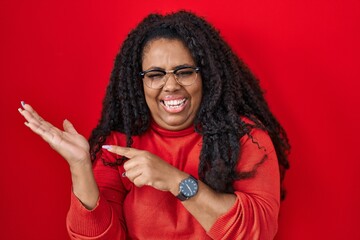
[159,118,192,130]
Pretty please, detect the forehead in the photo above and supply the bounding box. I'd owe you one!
[141,38,195,68]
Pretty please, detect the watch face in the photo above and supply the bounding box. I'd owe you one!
[180,177,198,198]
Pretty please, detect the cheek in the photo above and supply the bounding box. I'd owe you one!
[191,83,203,109]
[143,88,159,109]
[194,93,202,110]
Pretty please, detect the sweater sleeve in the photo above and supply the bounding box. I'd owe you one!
[208,128,280,240]
[66,133,128,239]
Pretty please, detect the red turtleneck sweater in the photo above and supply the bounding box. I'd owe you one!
[66,121,280,239]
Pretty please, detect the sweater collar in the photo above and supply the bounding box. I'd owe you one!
[150,120,196,137]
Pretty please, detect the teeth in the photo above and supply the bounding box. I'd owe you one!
[163,99,186,108]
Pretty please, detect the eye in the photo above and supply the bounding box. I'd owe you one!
[145,71,165,80]
[175,68,195,78]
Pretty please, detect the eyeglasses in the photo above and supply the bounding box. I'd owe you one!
[140,66,200,89]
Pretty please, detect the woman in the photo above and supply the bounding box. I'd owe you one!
[18,11,290,239]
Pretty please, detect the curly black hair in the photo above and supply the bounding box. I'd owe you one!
[88,10,290,199]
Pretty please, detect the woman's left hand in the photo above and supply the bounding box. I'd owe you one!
[102,145,187,195]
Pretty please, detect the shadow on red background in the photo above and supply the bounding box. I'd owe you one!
[1,0,359,239]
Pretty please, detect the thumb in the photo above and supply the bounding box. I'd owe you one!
[63,119,78,134]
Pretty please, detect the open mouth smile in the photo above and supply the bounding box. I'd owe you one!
[160,98,187,112]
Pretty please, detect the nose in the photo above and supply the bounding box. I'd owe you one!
[162,73,181,91]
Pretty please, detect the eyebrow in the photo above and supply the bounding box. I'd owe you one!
[143,64,195,72]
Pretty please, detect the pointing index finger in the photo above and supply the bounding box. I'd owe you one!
[102,145,137,158]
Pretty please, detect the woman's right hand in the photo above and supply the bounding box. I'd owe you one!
[18,102,91,169]
[19,101,100,208]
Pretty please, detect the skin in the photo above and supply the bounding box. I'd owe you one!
[18,38,236,232]
[18,104,99,208]
[142,38,203,131]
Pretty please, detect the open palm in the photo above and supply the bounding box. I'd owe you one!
[18,102,91,167]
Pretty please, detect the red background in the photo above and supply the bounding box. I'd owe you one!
[1,0,359,239]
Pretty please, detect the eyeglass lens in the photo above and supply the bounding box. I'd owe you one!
[143,67,198,89]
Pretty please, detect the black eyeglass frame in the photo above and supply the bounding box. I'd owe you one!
[139,66,200,88]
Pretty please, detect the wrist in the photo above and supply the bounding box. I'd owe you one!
[169,171,189,196]
[69,155,92,174]
[69,158,99,210]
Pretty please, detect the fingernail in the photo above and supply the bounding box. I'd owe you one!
[102,145,112,150]
[122,172,127,177]
[21,101,25,107]
[18,108,22,113]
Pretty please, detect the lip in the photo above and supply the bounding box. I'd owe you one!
[160,96,188,113]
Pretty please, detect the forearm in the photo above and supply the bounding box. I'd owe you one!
[67,154,127,240]
[168,173,236,232]
[70,159,99,209]
[181,181,236,231]
[169,173,278,239]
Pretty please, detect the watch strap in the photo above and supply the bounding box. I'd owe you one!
[176,192,188,201]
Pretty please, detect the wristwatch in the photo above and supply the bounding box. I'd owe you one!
[176,175,199,201]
